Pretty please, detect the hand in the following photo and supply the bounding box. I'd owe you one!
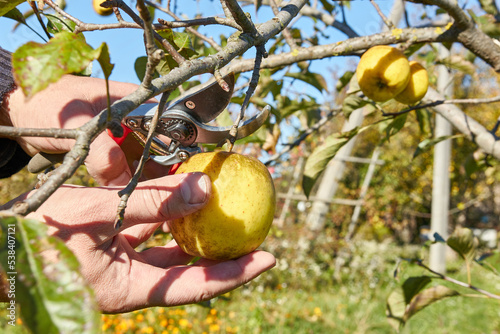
[4,75,165,186]
[11,172,275,313]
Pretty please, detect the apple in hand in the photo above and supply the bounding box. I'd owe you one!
[395,61,429,105]
[356,45,411,102]
[169,151,276,260]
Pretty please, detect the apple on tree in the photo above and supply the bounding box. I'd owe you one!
[356,45,411,102]
[395,61,429,105]
[93,0,113,16]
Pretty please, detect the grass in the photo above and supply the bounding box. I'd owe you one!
[0,231,499,334]
[0,170,499,333]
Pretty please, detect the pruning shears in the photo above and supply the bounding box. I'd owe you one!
[27,73,270,173]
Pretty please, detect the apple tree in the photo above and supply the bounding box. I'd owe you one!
[0,0,499,332]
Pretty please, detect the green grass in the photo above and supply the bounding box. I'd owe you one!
[0,230,499,334]
[0,170,499,333]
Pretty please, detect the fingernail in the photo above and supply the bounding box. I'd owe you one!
[180,173,210,205]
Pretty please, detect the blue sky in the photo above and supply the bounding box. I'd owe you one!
[0,0,399,87]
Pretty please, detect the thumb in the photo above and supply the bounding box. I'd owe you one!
[85,133,132,186]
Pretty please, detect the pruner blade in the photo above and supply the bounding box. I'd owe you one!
[165,72,235,123]
[178,105,271,145]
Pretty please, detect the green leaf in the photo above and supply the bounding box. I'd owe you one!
[386,285,406,331]
[45,13,76,34]
[476,251,500,276]
[336,70,354,92]
[415,108,432,135]
[12,31,112,98]
[447,227,478,262]
[478,0,499,15]
[135,56,158,82]
[413,134,463,158]
[0,0,25,17]
[285,71,328,93]
[0,215,100,333]
[401,276,432,304]
[95,43,114,80]
[274,95,320,120]
[3,7,25,25]
[156,30,198,66]
[380,113,408,143]
[437,56,476,75]
[342,94,369,118]
[302,135,351,197]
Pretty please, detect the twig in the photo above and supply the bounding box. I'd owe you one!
[414,259,500,300]
[136,0,165,89]
[106,0,186,65]
[114,91,171,229]
[12,131,93,216]
[32,1,52,39]
[264,106,342,165]
[214,69,231,92]
[222,0,260,37]
[269,0,298,50]
[8,0,306,217]
[0,126,78,139]
[370,0,395,29]
[227,45,266,150]
[43,0,84,27]
[382,94,500,117]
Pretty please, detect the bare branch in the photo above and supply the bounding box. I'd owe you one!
[269,0,298,50]
[414,259,500,300]
[265,106,342,166]
[136,0,165,89]
[222,0,260,37]
[425,88,500,160]
[228,45,266,150]
[0,126,78,139]
[370,0,395,29]
[115,91,171,229]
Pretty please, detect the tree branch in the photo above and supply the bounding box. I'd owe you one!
[425,88,500,160]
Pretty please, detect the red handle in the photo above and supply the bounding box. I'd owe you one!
[107,124,133,146]
[107,124,182,175]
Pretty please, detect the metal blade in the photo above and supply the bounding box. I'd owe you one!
[164,105,270,144]
[164,72,235,123]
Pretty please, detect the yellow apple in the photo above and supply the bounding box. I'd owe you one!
[356,45,411,102]
[395,61,429,105]
[93,0,113,16]
[169,151,276,260]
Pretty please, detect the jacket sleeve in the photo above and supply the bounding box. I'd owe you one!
[0,47,30,179]
[0,47,15,102]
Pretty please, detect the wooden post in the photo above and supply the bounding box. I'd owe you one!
[429,44,453,274]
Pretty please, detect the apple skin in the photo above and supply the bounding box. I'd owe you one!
[356,45,411,102]
[169,151,276,260]
[395,61,429,105]
[93,0,113,16]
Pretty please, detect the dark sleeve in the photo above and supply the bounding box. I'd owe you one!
[0,47,15,100]
[0,47,30,179]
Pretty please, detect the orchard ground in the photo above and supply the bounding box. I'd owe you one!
[1,167,499,334]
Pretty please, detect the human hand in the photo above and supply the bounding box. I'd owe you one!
[5,75,165,186]
[11,172,275,313]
